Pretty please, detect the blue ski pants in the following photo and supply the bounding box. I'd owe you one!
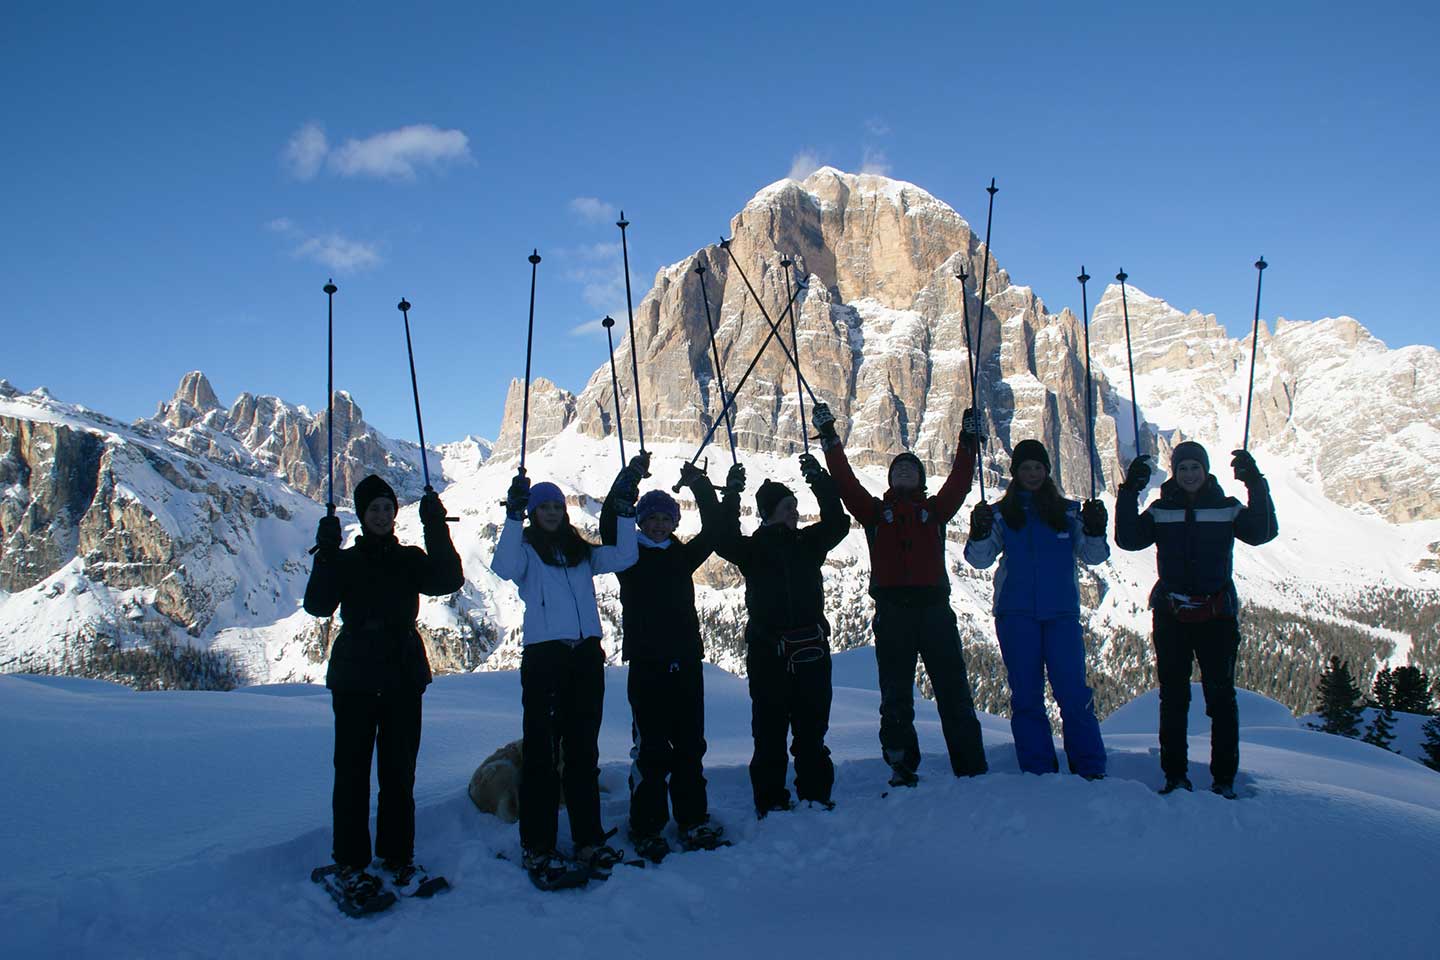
[995,615,1106,777]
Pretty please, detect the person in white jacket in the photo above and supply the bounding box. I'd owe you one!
[490,462,640,889]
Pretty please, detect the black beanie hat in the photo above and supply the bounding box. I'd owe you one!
[1170,440,1210,474]
[888,451,927,489]
[354,474,398,518]
[755,479,795,521]
[1010,439,1051,474]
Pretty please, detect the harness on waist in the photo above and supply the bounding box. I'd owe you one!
[777,624,829,673]
[1166,591,1228,624]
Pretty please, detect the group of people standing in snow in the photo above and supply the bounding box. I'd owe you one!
[303,402,1278,893]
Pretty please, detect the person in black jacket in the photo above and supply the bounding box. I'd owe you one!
[304,474,464,897]
[1114,442,1278,798]
[703,453,850,817]
[601,460,742,860]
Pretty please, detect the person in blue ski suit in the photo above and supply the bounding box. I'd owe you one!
[489,463,640,887]
[963,439,1111,778]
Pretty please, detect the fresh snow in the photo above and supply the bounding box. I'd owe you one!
[2,666,1437,959]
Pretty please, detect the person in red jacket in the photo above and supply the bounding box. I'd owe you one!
[812,403,988,787]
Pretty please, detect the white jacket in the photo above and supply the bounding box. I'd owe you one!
[490,517,638,645]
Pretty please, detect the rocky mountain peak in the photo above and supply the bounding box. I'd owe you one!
[492,377,576,461]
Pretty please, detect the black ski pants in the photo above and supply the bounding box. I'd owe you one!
[627,658,708,836]
[519,637,606,854]
[1153,611,1241,784]
[331,686,422,869]
[746,635,833,812]
[874,598,988,777]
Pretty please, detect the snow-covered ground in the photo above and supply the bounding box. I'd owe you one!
[3,654,1437,959]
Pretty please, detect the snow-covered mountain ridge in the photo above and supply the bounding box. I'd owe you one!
[4,169,1440,718]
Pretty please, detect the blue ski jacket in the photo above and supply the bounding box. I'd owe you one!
[963,493,1110,619]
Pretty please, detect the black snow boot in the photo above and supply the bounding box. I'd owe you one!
[522,849,589,892]
[887,767,919,788]
[630,833,672,864]
[1210,780,1237,800]
[679,821,730,852]
[1159,775,1194,795]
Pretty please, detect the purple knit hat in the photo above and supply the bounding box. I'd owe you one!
[636,490,680,525]
[527,482,566,515]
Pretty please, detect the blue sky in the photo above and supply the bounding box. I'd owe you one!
[3,1,1437,444]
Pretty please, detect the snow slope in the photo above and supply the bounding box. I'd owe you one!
[2,666,1437,959]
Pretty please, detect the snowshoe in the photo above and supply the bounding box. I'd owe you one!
[756,794,795,820]
[629,833,672,864]
[380,859,450,898]
[1080,773,1106,782]
[1159,775,1194,795]
[678,821,731,853]
[576,842,638,880]
[311,863,396,918]
[887,767,919,789]
[802,798,836,812]
[520,849,590,892]
[1210,781,1238,800]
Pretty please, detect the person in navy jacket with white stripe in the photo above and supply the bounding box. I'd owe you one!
[490,463,640,883]
[1115,440,1277,798]
[964,440,1111,779]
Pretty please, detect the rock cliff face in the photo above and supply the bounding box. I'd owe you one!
[509,167,1439,521]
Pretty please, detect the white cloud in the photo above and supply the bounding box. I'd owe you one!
[282,123,329,181]
[787,150,823,181]
[265,217,380,272]
[327,124,471,180]
[568,318,609,337]
[860,146,891,176]
[570,197,619,224]
[294,233,382,271]
[864,117,891,137]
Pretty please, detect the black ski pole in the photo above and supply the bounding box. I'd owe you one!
[398,299,458,522]
[955,266,985,502]
[1078,267,1095,500]
[719,240,819,403]
[617,211,646,461]
[601,315,627,466]
[695,262,738,465]
[1242,257,1268,451]
[968,178,999,499]
[673,273,807,491]
[520,249,541,476]
[780,255,807,453]
[1116,269,1143,466]
[324,279,337,516]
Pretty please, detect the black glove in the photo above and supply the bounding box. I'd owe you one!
[677,461,708,490]
[314,515,342,556]
[1120,456,1151,493]
[505,473,530,521]
[419,490,447,526]
[1231,449,1263,486]
[811,402,840,447]
[959,407,986,450]
[610,466,641,516]
[1081,499,1108,537]
[969,502,994,540]
[725,462,746,494]
[799,452,824,483]
[630,451,652,479]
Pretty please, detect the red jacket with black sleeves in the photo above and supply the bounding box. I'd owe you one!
[823,438,976,602]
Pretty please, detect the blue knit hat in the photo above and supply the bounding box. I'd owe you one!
[527,481,566,514]
[636,490,680,525]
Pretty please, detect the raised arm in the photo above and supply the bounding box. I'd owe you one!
[1073,500,1111,567]
[799,455,851,557]
[1230,450,1279,546]
[591,513,638,574]
[932,416,981,523]
[303,515,343,617]
[701,461,751,568]
[814,402,879,526]
[1113,458,1156,551]
[678,465,724,573]
[962,502,1004,569]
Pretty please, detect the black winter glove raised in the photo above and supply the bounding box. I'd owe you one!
[677,461,708,490]
[810,402,840,448]
[969,502,995,541]
[1230,449,1263,486]
[1081,499,1108,537]
[314,515,342,557]
[419,491,448,526]
[725,462,746,494]
[505,473,530,521]
[1119,456,1151,493]
[959,407,986,450]
[610,466,641,517]
[799,452,824,483]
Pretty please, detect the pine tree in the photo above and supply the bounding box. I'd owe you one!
[1314,656,1364,737]
[1391,665,1434,715]
[1362,667,1397,751]
[1421,715,1440,773]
